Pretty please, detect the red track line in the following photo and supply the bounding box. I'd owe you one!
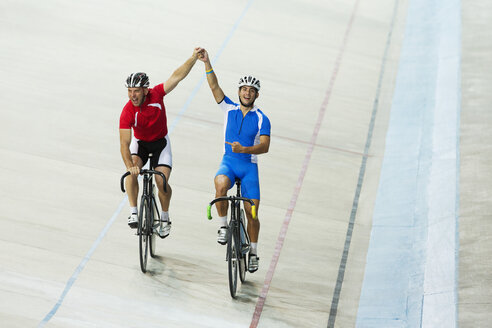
[249,1,361,326]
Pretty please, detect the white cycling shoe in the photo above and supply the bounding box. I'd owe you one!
[217,226,229,245]
[128,214,138,229]
[248,254,259,273]
[158,221,171,239]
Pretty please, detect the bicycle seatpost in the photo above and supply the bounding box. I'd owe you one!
[235,178,241,197]
[148,153,154,170]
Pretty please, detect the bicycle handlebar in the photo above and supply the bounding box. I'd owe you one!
[207,196,256,220]
[120,170,167,193]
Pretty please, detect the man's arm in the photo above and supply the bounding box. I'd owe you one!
[164,47,203,94]
[226,135,271,155]
[197,49,225,103]
[120,129,139,175]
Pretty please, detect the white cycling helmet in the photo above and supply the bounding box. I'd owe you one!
[125,72,150,88]
[238,75,260,91]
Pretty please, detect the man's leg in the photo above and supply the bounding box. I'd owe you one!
[155,134,173,217]
[241,161,261,273]
[155,165,172,212]
[214,174,230,216]
[243,199,260,243]
[215,174,231,244]
[244,199,260,272]
[126,155,143,228]
[155,165,172,238]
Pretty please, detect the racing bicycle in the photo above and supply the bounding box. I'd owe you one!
[207,178,256,298]
[120,153,167,273]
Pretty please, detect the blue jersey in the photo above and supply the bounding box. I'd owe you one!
[219,96,271,163]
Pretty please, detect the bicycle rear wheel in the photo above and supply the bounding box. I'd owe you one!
[238,210,248,283]
[149,193,159,258]
[227,228,238,298]
[138,197,150,273]
[239,255,247,283]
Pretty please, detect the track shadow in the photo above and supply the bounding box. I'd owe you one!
[234,280,260,303]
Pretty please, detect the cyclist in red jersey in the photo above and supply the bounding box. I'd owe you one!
[119,47,204,238]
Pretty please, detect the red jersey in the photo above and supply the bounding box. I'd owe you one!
[119,83,168,142]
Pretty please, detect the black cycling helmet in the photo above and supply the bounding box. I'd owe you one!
[125,72,150,88]
[238,75,260,91]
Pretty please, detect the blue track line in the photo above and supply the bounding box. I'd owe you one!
[356,0,461,326]
[38,197,127,327]
[326,1,399,326]
[168,0,253,131]
[38,1,255,326]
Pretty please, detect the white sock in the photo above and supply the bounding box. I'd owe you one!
[250,242,258,255]
[219,216,228,227]
[161,211,169,222]
[130,207,137,215]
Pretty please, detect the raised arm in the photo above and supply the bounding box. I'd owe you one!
[197,49,225,103]
[164,47,203,94]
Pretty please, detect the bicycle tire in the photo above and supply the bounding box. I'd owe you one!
[149,193,158,258]
[138,197,149,273]
[227,225,238,298]
[238,209,248,283]
[239,254,247,283]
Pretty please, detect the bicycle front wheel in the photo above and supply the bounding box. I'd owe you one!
[138,197,150,273]
[227,226,239,298]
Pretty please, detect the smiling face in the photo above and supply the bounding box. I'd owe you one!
[238,86,259,108]
[127,87,148,107]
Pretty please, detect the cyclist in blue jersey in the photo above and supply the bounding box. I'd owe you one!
[198,49,271,273]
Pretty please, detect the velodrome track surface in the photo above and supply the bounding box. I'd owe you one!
[1,0,490,327]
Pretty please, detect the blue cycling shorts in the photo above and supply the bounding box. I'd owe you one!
[216,155,260,200]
